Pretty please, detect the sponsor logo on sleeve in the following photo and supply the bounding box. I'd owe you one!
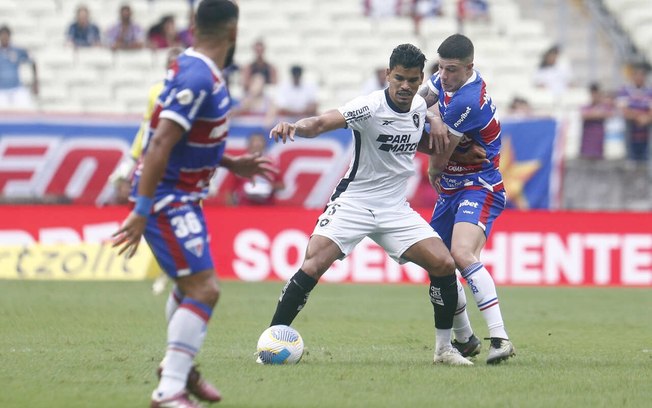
[343,105,371,123]
[176,89,195,105]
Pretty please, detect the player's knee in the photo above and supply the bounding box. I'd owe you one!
[185,274,220,307]
[428,254,456,276]
[205,279,220,305]
[450,246,474,266]
[300,258,329,280]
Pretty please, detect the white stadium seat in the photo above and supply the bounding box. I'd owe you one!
[5,0,628,120]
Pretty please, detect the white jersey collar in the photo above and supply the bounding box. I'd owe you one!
[185,48,225,83]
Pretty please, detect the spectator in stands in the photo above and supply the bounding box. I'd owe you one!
[456,0,490,30]
[361,67,388,95]
[177,9,194,48]
[507,96,533,118]
[0,25,38,110]
[412,0,444,35]
[105,4,145,50]
[363,0,408,18]
[147,15,184,50]
[579,83,614,160]
[533,44,573,98]
[240,39,278,93]
[232,73,275,123]
[271,65,319,120]
[66,5,101,48]
[616,62,652,163]
[226,132,284,206]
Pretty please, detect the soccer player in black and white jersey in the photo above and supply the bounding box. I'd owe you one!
[264,43,473,366]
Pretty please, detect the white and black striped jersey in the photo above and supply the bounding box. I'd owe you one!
[333,88,426,209]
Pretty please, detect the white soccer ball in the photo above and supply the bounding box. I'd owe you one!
[256,325,304,365]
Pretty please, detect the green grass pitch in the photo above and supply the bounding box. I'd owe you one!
[1,280,650,407]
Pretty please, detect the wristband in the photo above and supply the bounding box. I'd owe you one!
[134,195,154,217]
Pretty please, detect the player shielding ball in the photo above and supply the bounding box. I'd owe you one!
[264,43,474,366]
[420,33,516,364]
[112,1,275,407]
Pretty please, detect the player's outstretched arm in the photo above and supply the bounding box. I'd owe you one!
[269,109,346,143]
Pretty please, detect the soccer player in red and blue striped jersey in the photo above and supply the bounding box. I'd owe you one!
[419,33,515,365]
[113,1,275,406]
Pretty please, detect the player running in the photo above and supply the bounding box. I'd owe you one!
[112,1,275,407]
[263,43,473,366]
[419,33,516,364]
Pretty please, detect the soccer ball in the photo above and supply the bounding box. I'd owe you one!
[256,325,304,365]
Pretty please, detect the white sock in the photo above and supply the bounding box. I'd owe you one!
[165,285,183,322]
[155,298,213,400]
[435,329,453,353]
[461,262,508,340]
[452,277,474,343]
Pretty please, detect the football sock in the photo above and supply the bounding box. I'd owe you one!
[270,269,317,326]
[429,274,458,351]
[435,329,453,353]
[461,262,508,339]
[452,277,474,343]
[156,298,213,400]
[165,285,184,322]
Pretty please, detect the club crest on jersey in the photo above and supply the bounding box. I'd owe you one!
[176,89,194,105]
[412,113,420,129]
[184,237,204,257]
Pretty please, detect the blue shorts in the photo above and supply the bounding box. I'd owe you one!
[429,188,506,249]
[143,202,214,278]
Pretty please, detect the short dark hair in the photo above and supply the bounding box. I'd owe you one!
[291,65,303,76]
[195,0,239,36]
[0,25,10,36]
[389,43,426,71]
[437,34,474,62]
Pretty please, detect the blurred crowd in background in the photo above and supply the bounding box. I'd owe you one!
[1,0,651,210]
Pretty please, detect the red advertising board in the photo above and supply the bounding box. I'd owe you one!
[1,205,650,286]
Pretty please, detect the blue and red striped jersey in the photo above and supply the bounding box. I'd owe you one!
[133,48,231,209]
[427,70,504,194]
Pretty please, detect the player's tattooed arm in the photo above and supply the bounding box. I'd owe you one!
[417,85,438,108]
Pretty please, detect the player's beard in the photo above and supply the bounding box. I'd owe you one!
[225,42,236,69]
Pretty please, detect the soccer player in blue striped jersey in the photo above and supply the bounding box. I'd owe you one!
[112,1,276,407]
[419,33,516,364]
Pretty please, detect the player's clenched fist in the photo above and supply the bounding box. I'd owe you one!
[269,122,296,143]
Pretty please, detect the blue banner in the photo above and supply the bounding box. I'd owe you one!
[501,118,559,209]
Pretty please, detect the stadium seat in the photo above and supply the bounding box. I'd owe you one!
[114,50,155,69]
[75,48,115,69]
[9,0,594,119]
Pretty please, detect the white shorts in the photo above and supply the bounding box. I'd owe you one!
[312,199,439,264]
